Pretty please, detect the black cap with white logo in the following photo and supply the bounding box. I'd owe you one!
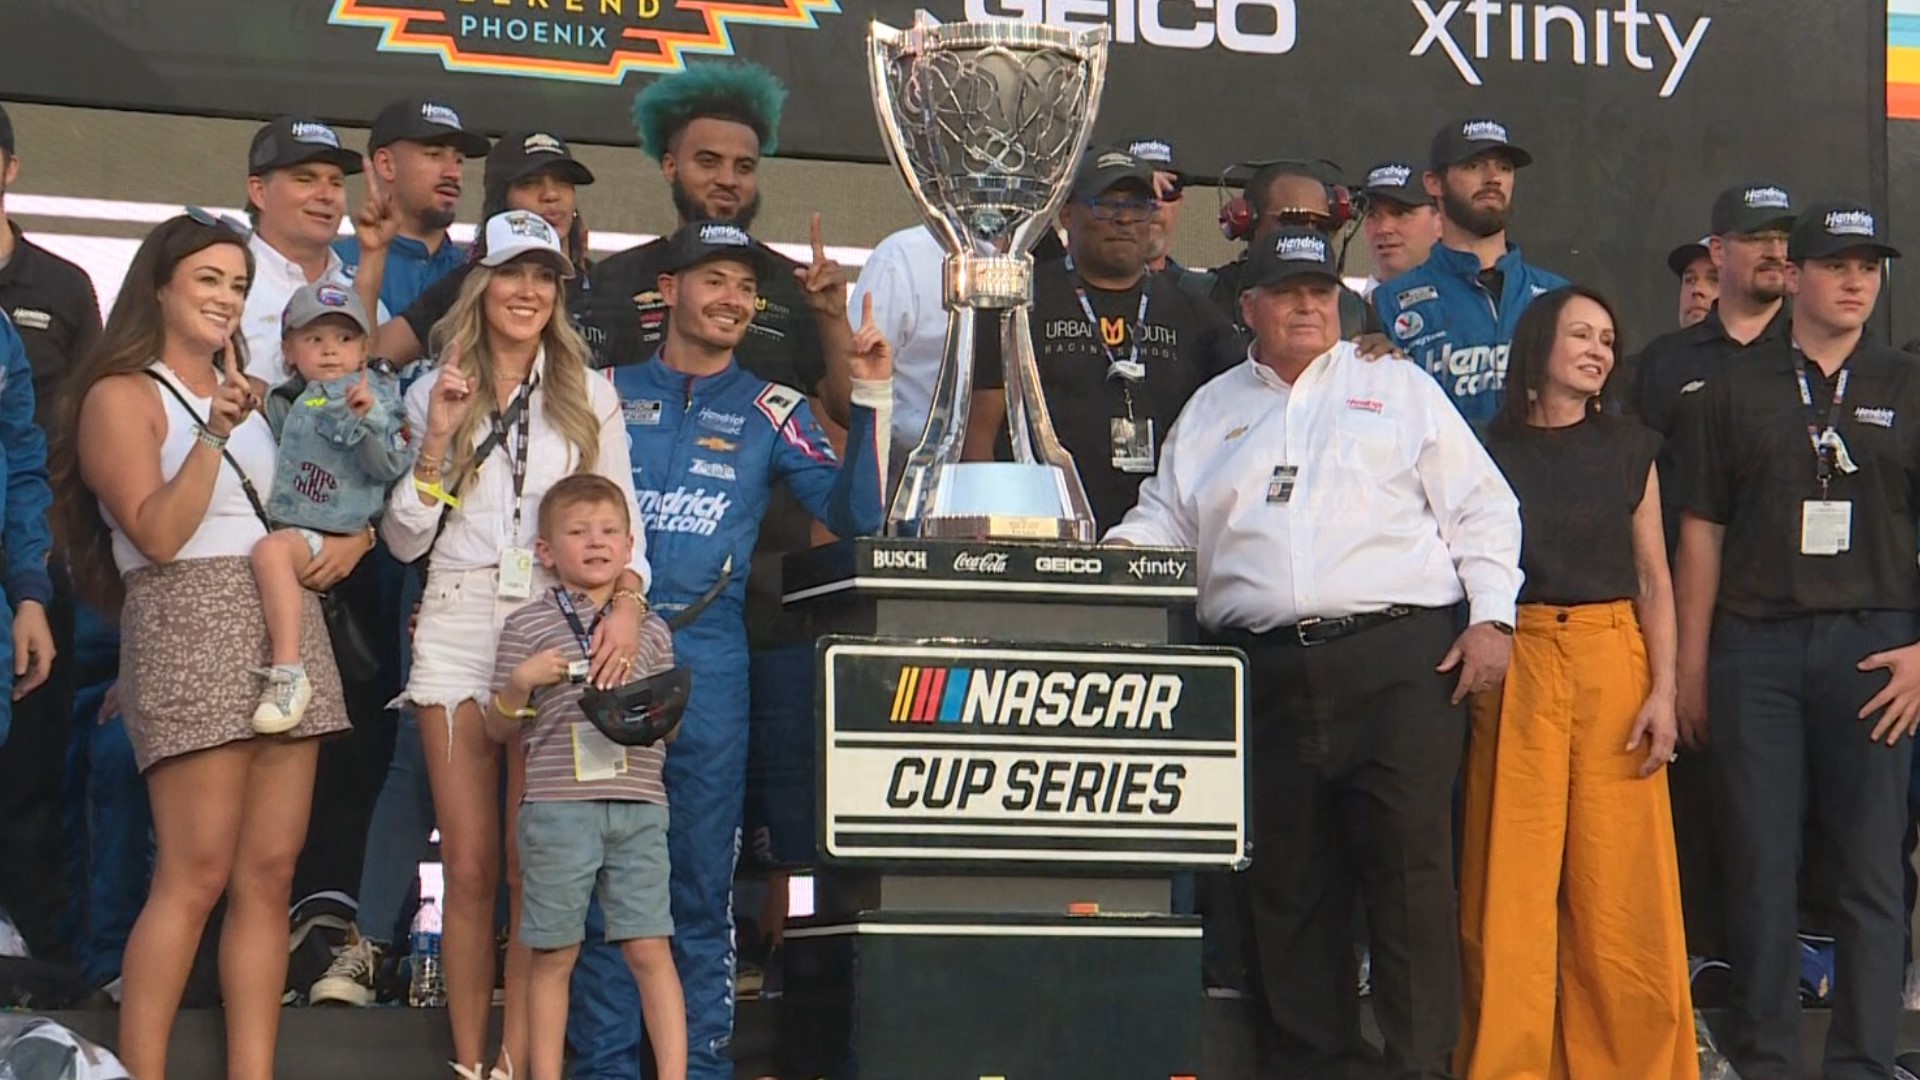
[1361,160,1430,208]
[1710,183,1795,237]
[661,220,777,279]
[1666,235,1713,276]
[484,130,596,195]
[1070,148,1156,201]
[1244,227,1340,290]
[369,98,490,157]
[249,116,363,176]
[1430,117,1532,171]
[1788,200,1901,262]
[1123,136,1185,183]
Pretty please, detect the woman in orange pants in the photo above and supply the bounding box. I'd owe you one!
[1457,285,1696,1079]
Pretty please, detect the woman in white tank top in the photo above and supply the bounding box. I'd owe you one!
[50,213,374,1080]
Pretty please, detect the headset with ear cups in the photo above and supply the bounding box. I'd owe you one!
[1216,158,1355,242]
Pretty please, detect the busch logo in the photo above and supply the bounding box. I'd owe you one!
[1744,185,1790,210]
[635,486,731,537]
[1824,210,1876,237]
[1127,555,1189,580]
[872,548,929,571]
[1411,0,1711,99]
[1034,556,1104,575]
[1430,342,1510,399]
[1367,164,1414,189]
[290,121,342,147]
[953,551,1010,575]
[966,0,1297,55]
[698,222,751,248]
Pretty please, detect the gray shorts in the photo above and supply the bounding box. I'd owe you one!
[517,800,673,949]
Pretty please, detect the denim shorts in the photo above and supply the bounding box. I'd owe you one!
[517,799,673,949]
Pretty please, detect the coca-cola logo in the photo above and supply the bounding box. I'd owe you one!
[952,551,1009,575]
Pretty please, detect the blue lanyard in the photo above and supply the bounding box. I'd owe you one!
[552,586,603,656]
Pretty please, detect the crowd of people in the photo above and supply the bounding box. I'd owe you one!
[0,51,1913,1080]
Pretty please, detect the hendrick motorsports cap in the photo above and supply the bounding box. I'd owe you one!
[1430,117,1532,171]
[661,220,777,278]
[1244,227,1340,290]
[1123,136,1185,183]
[477,210,576,278]
[1710,182,1795,237]
[1069,148,1156,201]
[1666,235,1713,276]
[369,97,490,157]
[249,116,363,176]
[1361,160,1430,208]
[484,130,596,194]
[282,281,372,337]
[1788,200,1902,262]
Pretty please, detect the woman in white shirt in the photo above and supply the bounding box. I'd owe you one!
[51,212,370,1079]
[384,211,651,1080]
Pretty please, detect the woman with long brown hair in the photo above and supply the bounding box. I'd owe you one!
[383,209,651,1080]
[51,212,371,1079]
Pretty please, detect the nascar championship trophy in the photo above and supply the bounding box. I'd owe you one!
[870,13,1107,543]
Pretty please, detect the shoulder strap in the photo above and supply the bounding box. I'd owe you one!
[145,370,272,532]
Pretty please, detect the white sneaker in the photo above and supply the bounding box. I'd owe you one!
[450,1053,513,1080]
[310,932,381,1007]
[252,667,313,735]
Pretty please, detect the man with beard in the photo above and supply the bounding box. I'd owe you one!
[1208,162,1372,338]
[1374,118,1568,427]
[1355,160,1441,300]
[335,98,488,316]
[962,149,1242,532]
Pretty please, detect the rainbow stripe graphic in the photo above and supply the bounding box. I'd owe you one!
[329,0,841,85]
[889,666,976,725]
[1893,1,1920,120]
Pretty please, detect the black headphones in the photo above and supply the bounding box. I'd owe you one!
[1216,158,1355,242]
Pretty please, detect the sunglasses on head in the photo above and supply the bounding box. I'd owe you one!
[184,205,254,241]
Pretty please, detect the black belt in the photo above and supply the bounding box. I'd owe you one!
[1215,605,1422,649]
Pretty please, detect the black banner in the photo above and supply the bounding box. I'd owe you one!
[783,536,1195,603]
[816,636,1246,868]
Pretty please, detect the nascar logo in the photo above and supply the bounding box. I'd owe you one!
[889,666,1182,730]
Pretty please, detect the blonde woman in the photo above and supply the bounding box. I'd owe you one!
[384,210,651,1080]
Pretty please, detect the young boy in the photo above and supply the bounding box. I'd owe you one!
[485,474,685,1080]
[252,282,410,733]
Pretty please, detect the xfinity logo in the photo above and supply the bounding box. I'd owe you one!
[872,548,929,571]
[953,551,1010,575]
[1034,556,1104,575]
[966,0,1298,55]
[1411,0,1711,99]
[1128,555,1189,581]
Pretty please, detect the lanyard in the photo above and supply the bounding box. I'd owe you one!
[553,586,604,657]
[492,371,539,537]
[1063,256,1151,420]
[1793,361,1850,494]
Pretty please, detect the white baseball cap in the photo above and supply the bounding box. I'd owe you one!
[477,210,575,279]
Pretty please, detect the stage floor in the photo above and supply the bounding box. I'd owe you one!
[37,1000,1920,1079]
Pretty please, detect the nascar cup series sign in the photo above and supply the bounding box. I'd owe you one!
[818,638,1246,868]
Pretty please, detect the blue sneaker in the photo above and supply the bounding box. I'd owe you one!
[1798,933,1836,1008]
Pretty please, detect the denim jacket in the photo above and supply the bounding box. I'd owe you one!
[264,369,411,533]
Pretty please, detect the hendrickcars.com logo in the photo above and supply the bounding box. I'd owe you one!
[329,0,842,84]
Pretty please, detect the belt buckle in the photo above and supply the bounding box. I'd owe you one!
[1294,616,1326,647]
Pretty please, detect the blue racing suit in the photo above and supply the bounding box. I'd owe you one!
[0,314,53,748]
[1371,242,1568,427]
[567,356,887,1080]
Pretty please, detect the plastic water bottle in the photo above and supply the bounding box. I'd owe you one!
[408,899,446,1008]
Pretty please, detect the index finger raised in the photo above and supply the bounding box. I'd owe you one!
[810,212,826,261]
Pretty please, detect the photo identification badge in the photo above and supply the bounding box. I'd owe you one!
[498,547,536,600]
[1800,500,1852,556]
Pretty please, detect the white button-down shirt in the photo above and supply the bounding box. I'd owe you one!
[1106,341,1522,632]
[383,351,651,589]
[242,233,388,388]
[848,224,948,446]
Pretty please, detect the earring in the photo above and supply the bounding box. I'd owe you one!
[1526,388,1539,402]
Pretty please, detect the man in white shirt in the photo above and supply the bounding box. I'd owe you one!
[239,116,377,388]
[1107,227,1521,1078]
[847,223,945,451]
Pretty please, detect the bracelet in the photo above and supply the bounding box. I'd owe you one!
[612,588,650,612]
[492,693,536,720]
[413,477,460,508]
[193,424,229,451]
[413,459,444,483]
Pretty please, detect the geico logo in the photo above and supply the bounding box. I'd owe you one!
[961,669,1183,730]
[872,548,929,571]
[635,487,731,537]
[1034,556,1103,574]
[965,0,1297,55]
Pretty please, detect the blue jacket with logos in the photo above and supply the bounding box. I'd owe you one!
[0,314,53,745]
[1372,243,1569,427]
[608,357,885,629]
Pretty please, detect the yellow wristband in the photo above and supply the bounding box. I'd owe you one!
[493,693,536,720]
[413,477,461,508]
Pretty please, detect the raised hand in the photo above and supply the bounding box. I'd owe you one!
[795,212,849,317]
[425,359,475,441]
[848,292,893,382]
[207,347,254,437]
[354,173,402,254]
[345,365,375,418]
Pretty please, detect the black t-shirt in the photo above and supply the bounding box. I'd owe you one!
[1485,413,1660,606]
[400,260,605,366]
[1673,337,1920,618]
[583,237,825,392]
[0,226,102,427]
[976,262,1242,531]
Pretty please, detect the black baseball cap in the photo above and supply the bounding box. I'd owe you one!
[1243,227,1340,290]
[1069,148,1156,201]
[484,130,596,194]
[1430,118,1532,171]
[369,98,489,157]
[1361,160,1430,208]
[1709,182,1795,237]
[1788,200,1901,262]
[249,117,363,176]
[1666,235,1713,276]
[1123,137,1185,183]
[0,104,13,155]
[661,220,777,279]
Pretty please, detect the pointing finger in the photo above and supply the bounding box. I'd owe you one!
[810,212,826,263]
[860,291,875,329]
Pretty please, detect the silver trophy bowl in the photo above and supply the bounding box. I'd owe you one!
[870,14,1109,542]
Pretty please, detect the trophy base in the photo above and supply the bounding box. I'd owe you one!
[892,461,1091,542]
[911,514,1074,541]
